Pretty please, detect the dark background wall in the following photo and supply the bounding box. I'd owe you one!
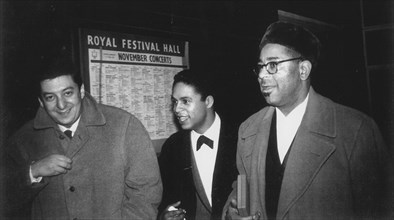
[1,0,393,148]
[0,0,393,218]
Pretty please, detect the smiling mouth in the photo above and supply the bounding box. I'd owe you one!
[177,116,188,123]
[261,85,274,92]
[58,108,71,116]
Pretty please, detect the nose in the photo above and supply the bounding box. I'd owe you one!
[173,102,182,113]
[257,68,271,79]
[56,97,66,109]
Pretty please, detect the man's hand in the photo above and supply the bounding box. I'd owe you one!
[31,154,72,178]
[225,199,260,220]
[160,201,186,220]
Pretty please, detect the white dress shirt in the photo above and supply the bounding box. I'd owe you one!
[58,116,81,137]
[191,113,220,206]
[276,94,309,163]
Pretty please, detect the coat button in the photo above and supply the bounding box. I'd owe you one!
[69,186,76,192]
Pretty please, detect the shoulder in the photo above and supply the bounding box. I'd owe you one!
[98,104,146,128]
[162,130,189,149]
[6,119,38,158]
[159,130,189,162]
[314,92,380,140]
[8,120,35,144]
[334,102,378,135]
[239,106,271,132]
[98,103,132,118]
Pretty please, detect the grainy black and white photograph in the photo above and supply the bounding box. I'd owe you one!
[0,1,393,219]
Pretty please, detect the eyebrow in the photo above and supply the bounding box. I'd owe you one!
[171,96,191,101]
[41,86,75,95]
[259,56,280,63]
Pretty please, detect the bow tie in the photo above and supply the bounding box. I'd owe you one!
[64,130,72,139]
[196,135,213,151]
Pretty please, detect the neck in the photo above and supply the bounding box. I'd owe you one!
[194,111,215,134]
[278,86,309,116]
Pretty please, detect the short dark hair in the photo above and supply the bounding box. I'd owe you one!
[173,69,214,101]
[259,21,321,69]
[35,55,82,98]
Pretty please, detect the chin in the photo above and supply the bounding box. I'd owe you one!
[264,97,279,107]
[58,118,75,127]
[180,125,191,130]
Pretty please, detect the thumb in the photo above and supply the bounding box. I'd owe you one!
[252,211,261,220]
[230,199,237,208]
[172,201,181,208]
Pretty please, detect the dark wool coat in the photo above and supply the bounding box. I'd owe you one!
[158,119,238,220]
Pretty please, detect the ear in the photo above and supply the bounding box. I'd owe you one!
[38,97,44,108]
[299,60,312,81]
[80,84,85,99]
[205,95,214,109]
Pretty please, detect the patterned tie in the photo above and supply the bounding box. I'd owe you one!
[64,130,72,139]
[196,135,213,151]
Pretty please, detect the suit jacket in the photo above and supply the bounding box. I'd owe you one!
[5,93,162,220]
[158,119,238,220]
[223,87,392,220]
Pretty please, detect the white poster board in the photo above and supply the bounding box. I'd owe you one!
[79,29,189,143]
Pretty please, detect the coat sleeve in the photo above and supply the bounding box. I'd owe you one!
[3,134,48,218]
[221,123,248,219]
[121,116,163,220]
[157,137,174,216]
[349,117,393,218]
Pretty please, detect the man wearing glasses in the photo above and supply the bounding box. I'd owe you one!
[223,21,392,220]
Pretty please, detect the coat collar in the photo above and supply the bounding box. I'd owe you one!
[33,92,106,130]
[241,87,336,140]
[277,87,337,219]
[302,87,336,138]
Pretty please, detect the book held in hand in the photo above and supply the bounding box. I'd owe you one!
[237,174,249,217]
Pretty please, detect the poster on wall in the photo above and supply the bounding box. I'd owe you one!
[79,29,189,141]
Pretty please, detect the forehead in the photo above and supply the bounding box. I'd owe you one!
[259,43,294,61]
[172,82,200,98]
[40,75,78,93]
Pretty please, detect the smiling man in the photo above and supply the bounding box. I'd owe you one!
[158,69,238,220]
[223,21,392,220]
[4,55,162,219]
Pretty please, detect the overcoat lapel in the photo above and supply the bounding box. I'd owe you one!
[255,107,276,212]
[190,144,212,212]
[67,93,105,158]
[211,124,234,208]
[276,88,337,219]
[33,107,65,156]
[181,131,192,169]
[66,123,90,158]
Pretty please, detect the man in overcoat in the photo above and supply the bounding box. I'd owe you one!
[4,56,162,219]
[223,21,392,220]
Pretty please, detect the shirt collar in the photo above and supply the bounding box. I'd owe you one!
[191,112,221,145]
[276,93,309,120]
[58,117,81,135]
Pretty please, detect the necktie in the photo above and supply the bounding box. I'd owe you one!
[64,130,72,139]
[196,135,213,151]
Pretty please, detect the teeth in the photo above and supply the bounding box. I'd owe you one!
[59,109,71,115]
[177,116,188,122]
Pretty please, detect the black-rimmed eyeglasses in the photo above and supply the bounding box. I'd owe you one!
[253,57,303,76]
